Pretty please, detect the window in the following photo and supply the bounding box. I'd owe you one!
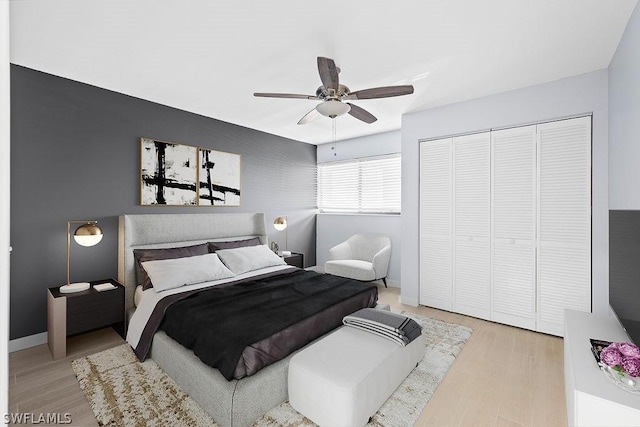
[317,154,401,214]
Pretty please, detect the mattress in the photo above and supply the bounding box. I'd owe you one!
[134,285,143,307]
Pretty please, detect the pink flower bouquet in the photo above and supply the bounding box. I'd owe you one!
[601,342,640,377]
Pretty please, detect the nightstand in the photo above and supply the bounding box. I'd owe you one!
[283,252,304,268]
[47,278,125,360]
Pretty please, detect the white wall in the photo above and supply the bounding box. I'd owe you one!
[609,2,640,209]
[1,0,9,413]
[316,131,401,286]
[401,71,609,314]
[317,130,401,163]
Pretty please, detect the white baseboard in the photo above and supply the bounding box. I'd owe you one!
[400,295,419,307]
[9,332,47,353]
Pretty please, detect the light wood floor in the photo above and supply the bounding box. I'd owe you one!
[377,287,567,427]
[8,285,566,427]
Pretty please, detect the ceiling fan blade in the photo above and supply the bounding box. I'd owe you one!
[317,57,339,93]
[254,92,318,100]
[297,108,320,125]
[346,85,414,100]
[347,103,377,124]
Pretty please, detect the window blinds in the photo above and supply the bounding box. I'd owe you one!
[317,154,401,214]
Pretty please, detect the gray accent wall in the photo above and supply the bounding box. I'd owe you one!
[10,65,317,340]
[401,70,609,316]
[609,2,640,209]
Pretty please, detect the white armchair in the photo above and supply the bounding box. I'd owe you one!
[324,233,391,287]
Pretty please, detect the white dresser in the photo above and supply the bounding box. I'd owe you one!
[564,310,640,426]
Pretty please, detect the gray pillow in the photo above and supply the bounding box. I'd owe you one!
[208,237,261,252]
[134,243,210,290]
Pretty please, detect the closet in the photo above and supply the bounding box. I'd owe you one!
[419,116,591,336]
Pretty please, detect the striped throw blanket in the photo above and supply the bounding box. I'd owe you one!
[343,308,422,346]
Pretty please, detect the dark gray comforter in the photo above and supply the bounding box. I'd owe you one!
[135,268,377,380]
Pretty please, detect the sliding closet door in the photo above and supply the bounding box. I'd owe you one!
[453,132,491,320]
[419,138,453,310]
[537,116,592,335]
[491,125,537,330]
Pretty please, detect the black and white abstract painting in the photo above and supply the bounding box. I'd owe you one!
[140,138,198,205]
[199,148,241,206]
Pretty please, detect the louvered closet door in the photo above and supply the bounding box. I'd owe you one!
[419,138,453,310]
[491,125,537,330]
[453,132,491,320]
[537,116,592,335]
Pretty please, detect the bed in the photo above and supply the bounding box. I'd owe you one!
[118,213,378,427]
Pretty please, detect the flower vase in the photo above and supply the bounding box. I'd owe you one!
[601,364,640,394]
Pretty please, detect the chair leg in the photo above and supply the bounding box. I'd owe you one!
[382,278,387,288]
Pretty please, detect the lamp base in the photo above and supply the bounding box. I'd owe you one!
[59,282,90,293]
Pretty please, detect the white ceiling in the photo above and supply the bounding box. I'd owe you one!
[9,0,638,144]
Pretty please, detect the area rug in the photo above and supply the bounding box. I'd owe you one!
[71,344,215,427]
[72,312,472,427]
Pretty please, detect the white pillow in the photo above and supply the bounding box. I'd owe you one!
[141,252,235,292]
[216,244,287,275]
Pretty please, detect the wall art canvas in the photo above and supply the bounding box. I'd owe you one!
[198,148,241,206]
[140,138,198,205]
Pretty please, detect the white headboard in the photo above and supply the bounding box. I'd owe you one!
[118,213,267,311]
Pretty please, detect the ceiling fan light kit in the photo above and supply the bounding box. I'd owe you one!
[254,56,414,125]
[316,100,351,118]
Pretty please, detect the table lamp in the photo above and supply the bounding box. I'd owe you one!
[60,220,103,293]
[273,216,290,256]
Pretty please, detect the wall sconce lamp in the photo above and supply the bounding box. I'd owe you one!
[60,220,103,294]
[273,216,291,256]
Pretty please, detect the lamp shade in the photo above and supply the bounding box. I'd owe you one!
[273,216,289,252]
[273,216,287,231]
[73,223,103,247]
[63,220,103,293]
[316,100,351,118]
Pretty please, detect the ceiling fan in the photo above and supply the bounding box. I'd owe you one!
[254,57,414,125]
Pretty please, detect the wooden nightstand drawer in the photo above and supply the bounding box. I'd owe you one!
[66,286,124,335]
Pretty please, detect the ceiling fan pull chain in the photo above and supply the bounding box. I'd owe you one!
[332,119,337,156]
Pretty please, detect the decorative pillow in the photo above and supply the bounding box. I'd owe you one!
[216,244,287,275]
[134,243,210,290]
[140,253,235,292]
[208,237,261,252]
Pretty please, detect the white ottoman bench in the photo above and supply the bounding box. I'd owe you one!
[288,324,425,426]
